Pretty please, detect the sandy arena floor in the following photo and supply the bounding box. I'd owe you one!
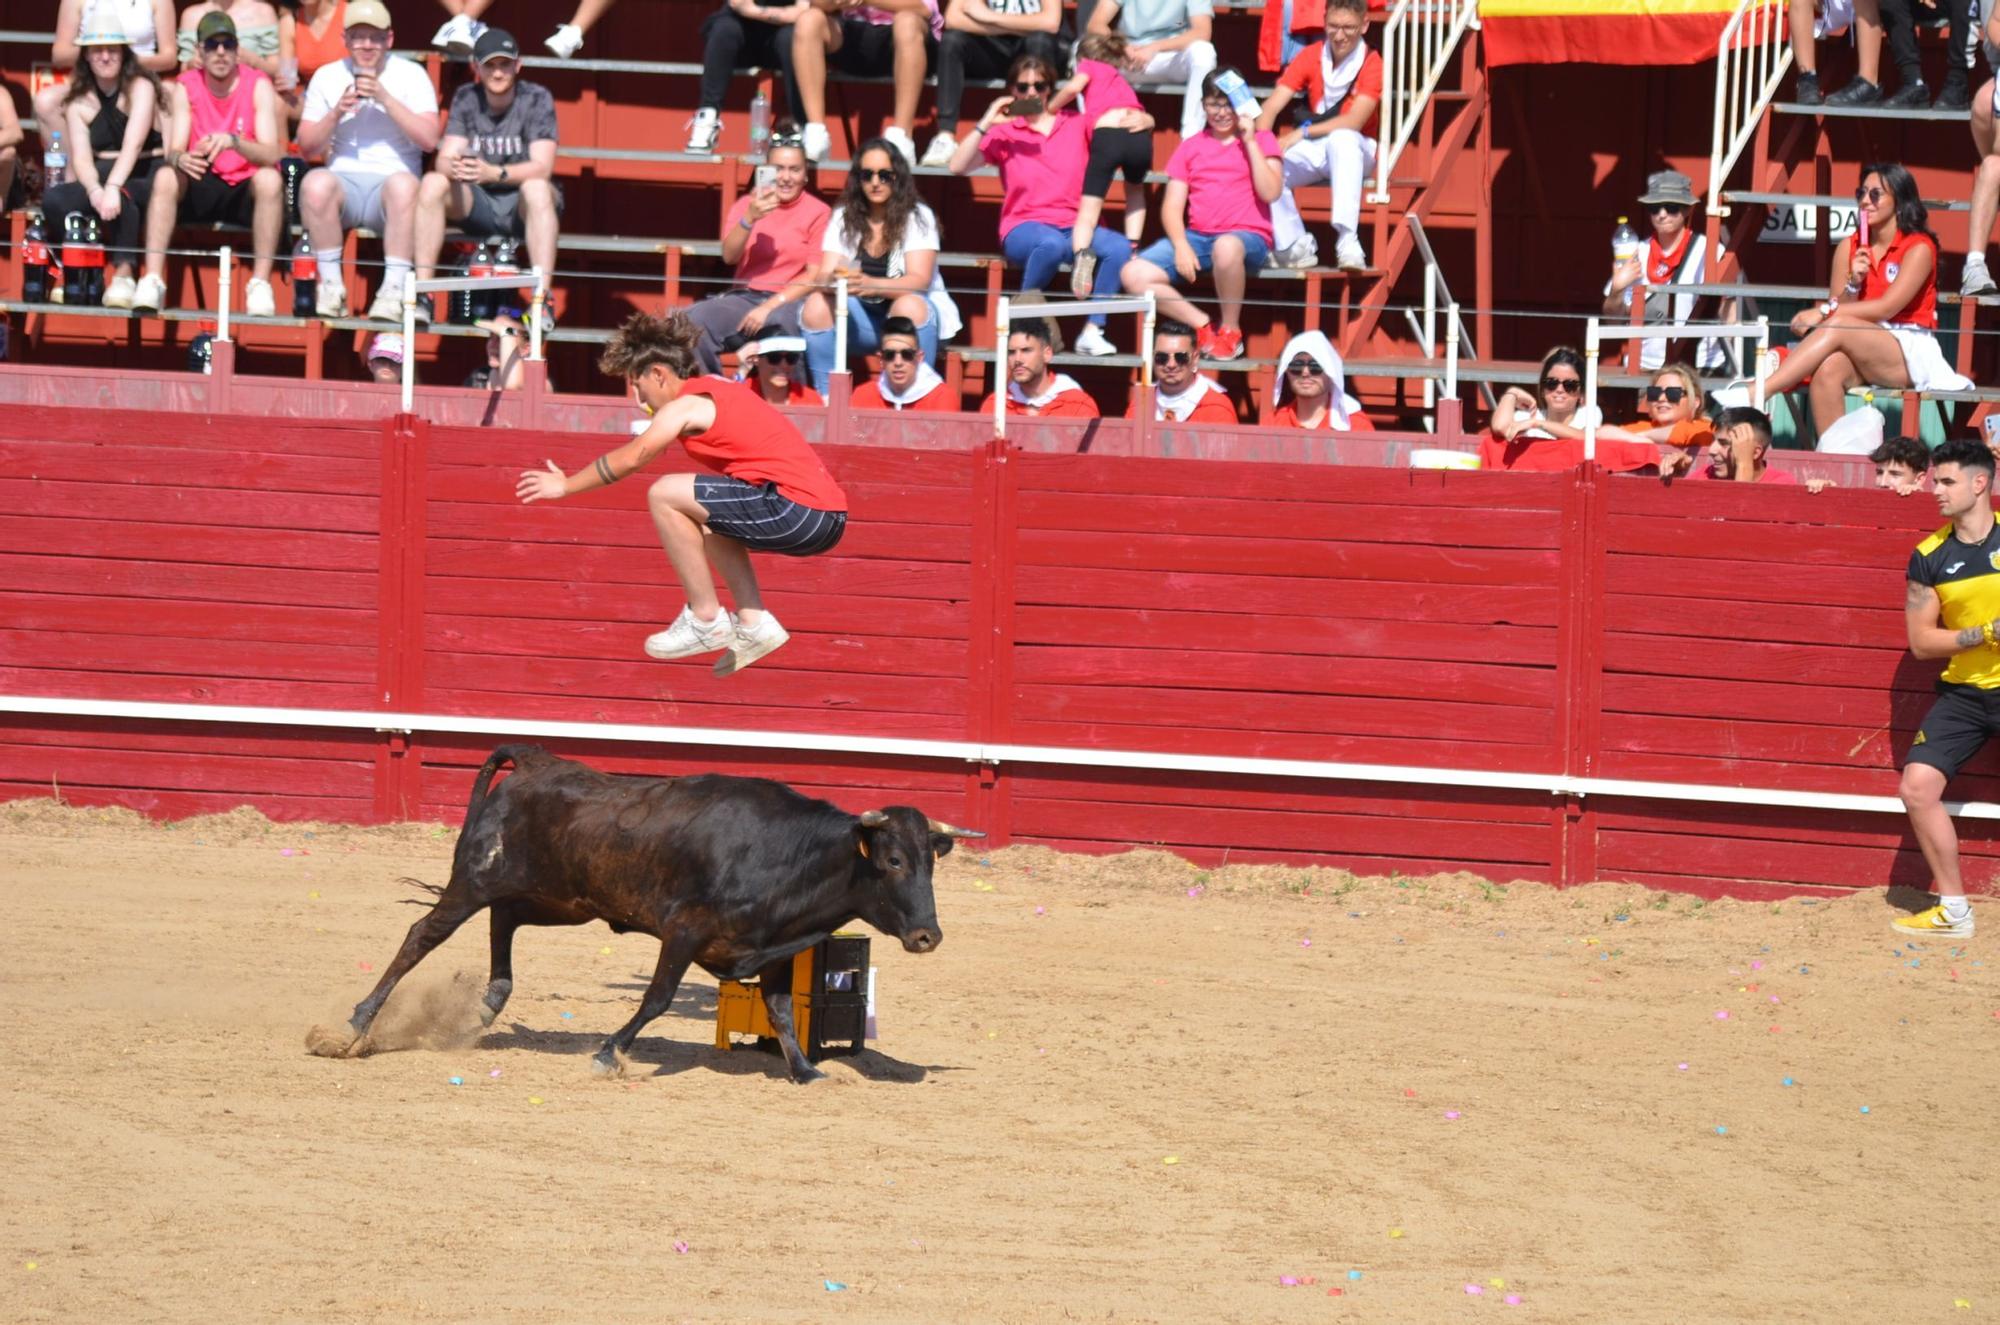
[2,798,1996,1323]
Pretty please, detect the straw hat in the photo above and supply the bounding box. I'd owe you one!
[75,3,132,46]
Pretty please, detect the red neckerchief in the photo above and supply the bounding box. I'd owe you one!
[1647,230,1691,286]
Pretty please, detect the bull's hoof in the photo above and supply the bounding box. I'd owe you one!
[789,1063,827,1085]
[590,1048,624,1078]
[478,979,512,1027]
[305,1023,369,1058]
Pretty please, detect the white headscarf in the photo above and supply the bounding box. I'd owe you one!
[1272,331,1361,429]
[877,359,945,407]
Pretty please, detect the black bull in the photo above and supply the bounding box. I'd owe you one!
[307,744,981,1082]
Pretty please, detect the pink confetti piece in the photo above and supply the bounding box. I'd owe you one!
[489,1068,502,1078]
[358,961,373,971]
[673,1241,689,1254]
[1443,1110,1461,1120]
[1770,995,1781,1004]
[1751,960,1764,970]
[1677,1062,1689,1070]
[1280,1276,1300,1286]
[1714,1010,1730,1020]
[1465,1284,1485,1295]
[1300,938,1313,948]
[1033,906,1046,915]
[1505,1294,1522,1306]
[280,848,295,857]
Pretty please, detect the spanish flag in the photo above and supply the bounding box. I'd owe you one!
[1482,0,1763,67]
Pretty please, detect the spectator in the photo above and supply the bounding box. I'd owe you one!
[1960,8,2000,294]
[852,314,954,410]
[41,19,162,309]
[295,0,441,319]
[1791,0,1883,105]
[920,0,1064,167]
[979,317,1100,416]
[1878,0,1974,108]
[0,84,22,208]
[782,0,940,164]
[686,124,828,374]
[1129,318,1235,422]
[133,11,285,315]
[742,333,825,406]
[412,28,559,328]
[544,0,616,59]
[35,0,177,181]
[291,0,347,83]
[1482,345,1661,472]
[364,328,401,380]
[465,308,532,388]
[1759,162,1972,438]
[1119,69,1282,361]
[1258,0,1380,272]
[1675,405,1801,483]
[686,0,811,152]
[1258,0,1322,72]
[1046,33,1154,279]
[1601,170,1729,373]
[1085,0,1216,138]
[1873,432,1930,492]
[799,137,961,391]
[1618,365,1715,470]
[949,50,1127,358]
[1270,331,1372,430]
[178,1,290,84]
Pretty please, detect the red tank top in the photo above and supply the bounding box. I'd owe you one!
[1863,230,1938,329]
[679,378,847,512]
[179,66,266,185]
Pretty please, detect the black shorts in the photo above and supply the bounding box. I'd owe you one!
[1906,680,2000,779]
[460,181,565,239]
[1083,125,1153,198]
[180,170,260,227]
[694,475,846,556]
[832,17,932,76]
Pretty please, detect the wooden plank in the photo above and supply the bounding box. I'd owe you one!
[1573,867,1858,901]
[0,630,376,683]
[1017,491,1561,547]
[425,660,970,717]
[1599,632,1913,688]
[1012,453,1569,509]
[426,560,974,609]
[0,406,383,458]
[426,436,979,490]
[1589,750,1905,797]
[0,668,379,710]
[1014,605,1557,665]
[1017,565,1562,625]
[1005,766,1555,823]
[0,554,377,610]
[1599,712,1915,770]
[0,743,375,798]
[428,473,975,528]
[1606,480,1943,532]
[1006,720,1558,772]
[1605,552,1905,610]
[427,596,970,642]
[1591,799,2000,852]
[1604,593,1902,644]
[1002,833,1559,882]
[0,516,379,573]
[1600,673,1935,724]
[431,521,964,570]
[0,478,379,535]
[425,627,966,678]
[0,441,381,495]
[1017,528,1561,583]
[1011,683,1554,746]
[0,593,376,647]
[0,718,381,762]
[1596,825,1932,890]
[1014,646,1558,706]
[1605,513,1917,568]
[0,782,377,823]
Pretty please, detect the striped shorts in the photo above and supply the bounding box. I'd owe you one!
[693,475,847,556]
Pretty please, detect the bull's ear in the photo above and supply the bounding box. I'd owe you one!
[929,832,956,859]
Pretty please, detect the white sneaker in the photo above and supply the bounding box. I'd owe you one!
[1334,231,1367,272]
[1963,253,1996,297]
[1271,235,1319,270]
[366,285,405,322]
[713,612,790,675]
[687,108,722,154]
[243,276,276,317]
[882,125,917,168]
[545,22,584,58]
[919,132,957,168]
[130,273,166,313]
[1072,321,1117,357]
[432,13,485,55]
[102,274,137,309]
[802,122,830,162]
[644,606,737,660]
[315,280,348,318]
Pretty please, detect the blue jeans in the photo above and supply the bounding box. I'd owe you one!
[1136,229,1273,276]
[1001,221,1133,327]
[803,296,938,393]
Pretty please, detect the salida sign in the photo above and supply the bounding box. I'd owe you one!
[1760,203,1859,245]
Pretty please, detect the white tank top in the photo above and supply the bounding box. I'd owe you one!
[101,0,161,55]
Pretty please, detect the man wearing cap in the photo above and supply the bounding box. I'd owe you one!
[296,0,441,319]
[740,334,824,407]
[365,330,404,382]
[1602,169,1729,374]
[134,11,285,316]
[413,27,559,327]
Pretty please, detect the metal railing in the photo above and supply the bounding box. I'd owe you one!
[1581,316,1771,461]
[1370,0,1480,204]
[402,269,549,412]
[1707,0,1792,217]
[990,294,1157,438]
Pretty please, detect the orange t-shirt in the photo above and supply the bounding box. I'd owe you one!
[854,379,954,411]
[1621,416,1713,454]
[678,377,846,511]
[1271,401,1376,431]
[293,0,348,80]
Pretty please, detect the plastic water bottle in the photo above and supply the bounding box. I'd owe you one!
[42,129,66,191]
[1612,215,1641,265]
[20,212,49,303]
[749,89,770,151]
[291,235,317,317]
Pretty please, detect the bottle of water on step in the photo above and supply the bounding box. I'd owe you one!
[1612,215,1640,266]
[749,90,770,152]
[42,129,66,193]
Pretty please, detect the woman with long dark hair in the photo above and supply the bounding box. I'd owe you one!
[1481,345,1664,471]
[1759,161,1971,437]
[799,136,960,391]
[41,20,163,307]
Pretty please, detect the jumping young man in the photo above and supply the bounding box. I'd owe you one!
[515,310,848,675]
[1898,435,2000,937]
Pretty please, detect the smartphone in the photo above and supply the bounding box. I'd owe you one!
[754,164,778,192]
[1005,95,1045,118]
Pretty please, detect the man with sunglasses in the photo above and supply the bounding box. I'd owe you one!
[1128,320,1235,423]
[922,0,1065,166]
[979,317,1099,417]
[296,0,441,319]
[134,11,285,316]
[1602,170,1727,374]
[853,315,954,410]
[413,27,559,328]
[741,334,825,406]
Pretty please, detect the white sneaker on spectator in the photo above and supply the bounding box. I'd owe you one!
[802,122,830,162]
[882,125,917,167]
[1073,322,1117,357]
[919,133,957,168]
[366,285,405,322]
[687,108,722,153]
[243,277,276,316]
[545,22,584,58]
[130,273,166,313]
[102,274,137,309]
[713,612,789,675]
[315,281,348,318]
[1334,231,1368,272]
[432,13,485,54]
[644,606,736,661]
[1270,235,1319,269]
[1963,253,1996,297]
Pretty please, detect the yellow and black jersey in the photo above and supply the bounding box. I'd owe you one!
[1910,522,2000,688]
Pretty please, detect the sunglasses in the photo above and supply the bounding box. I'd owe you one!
[1154,350,1191,366]
[1645,385,1688,403]
[856,167,896,184]
[1286,359,1325,377]
[881,346,920,362]
[1542,375,1581,393]
[759,351,798,365]
[1013,79,1048,92]
[1855,185,1886,204]
[202,35,238,51]
[1646,202,1686,216]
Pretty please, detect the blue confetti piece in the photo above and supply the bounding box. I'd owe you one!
[449,1076,463,1086]
[1715,1125,1728,1135]
[1860,1105,1871,1114]
[1781,1077,1794,1087]
[1799,965,1811,975]
[824,1281,847,1292]
[1347,1270,1363,1281]
[1909,959,1922,968]
[561,1011,574,1019]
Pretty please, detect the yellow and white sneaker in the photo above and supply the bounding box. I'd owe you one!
[1891,904,1974,938]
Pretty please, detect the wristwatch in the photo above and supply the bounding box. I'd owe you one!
[498,164,509,183]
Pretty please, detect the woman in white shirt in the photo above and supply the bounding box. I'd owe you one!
[799,138,960,392]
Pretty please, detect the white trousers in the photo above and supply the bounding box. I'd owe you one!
[1269,127,1376,250]
[1130,42,1219,138]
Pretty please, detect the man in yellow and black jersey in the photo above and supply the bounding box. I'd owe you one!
[1899,436,2000,939]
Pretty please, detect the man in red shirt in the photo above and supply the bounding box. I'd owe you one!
[853,316,956,411]
[1669,405,1801,484]
[1127,320,1235,423]
[516,311,849,675]
[979,318,1101,417]
[1255,0,1380,272]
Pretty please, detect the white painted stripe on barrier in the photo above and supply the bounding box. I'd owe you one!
[3,693,1996,820]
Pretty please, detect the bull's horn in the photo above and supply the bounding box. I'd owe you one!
[857,809,891,827]
[927,817,986,839]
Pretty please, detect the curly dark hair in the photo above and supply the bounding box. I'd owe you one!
[598,310,703,381]
[835,139,922,260]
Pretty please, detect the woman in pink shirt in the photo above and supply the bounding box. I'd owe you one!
[1119,67,1283,362]
[946,50,1132,359]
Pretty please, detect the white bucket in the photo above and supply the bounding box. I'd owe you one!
[1410,448,1480,470]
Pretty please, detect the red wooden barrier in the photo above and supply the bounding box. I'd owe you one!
[3,403,1992,898]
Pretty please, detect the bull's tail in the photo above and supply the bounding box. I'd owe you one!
[465,744,540,821]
